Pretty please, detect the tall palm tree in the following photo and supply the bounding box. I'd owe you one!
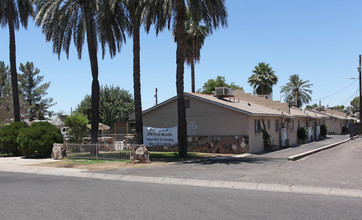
[172,9,209,92]
[34,0,128,145]
[115,0,152,145]
[0,0,33,122]
[184,10,208,93]
[248,62,278,96]
[281,74,313,108]
[155,0,227,157]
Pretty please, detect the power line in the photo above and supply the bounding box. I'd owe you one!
[312,79,358,102]
[342,89,359,106]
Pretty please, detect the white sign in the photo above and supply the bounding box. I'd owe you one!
[143,126,178,147]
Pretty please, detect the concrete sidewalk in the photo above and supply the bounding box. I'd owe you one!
[0,135,360,199]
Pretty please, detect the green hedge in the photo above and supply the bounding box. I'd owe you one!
[17,122,63,157]
[297,127,308,140]
[320,124,327,137]
[0,122,28,156]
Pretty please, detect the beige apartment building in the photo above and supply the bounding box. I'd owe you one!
[140,89,351,154]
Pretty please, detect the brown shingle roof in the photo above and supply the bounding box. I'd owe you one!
[187,93,293,117]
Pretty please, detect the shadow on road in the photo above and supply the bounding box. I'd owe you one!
[183,156,284,166]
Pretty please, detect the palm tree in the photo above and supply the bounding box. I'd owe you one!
[281,74,313,108]
[116,0,152,145]
[34,0,128,145]
[248,62,278,96]
[183,10,209,93]
[0,0,33,122]
[172,9,209,92]
[154,0,227,157]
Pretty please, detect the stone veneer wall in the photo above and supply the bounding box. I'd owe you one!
[148,135,249,154]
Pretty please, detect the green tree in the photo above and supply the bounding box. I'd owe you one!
[332,105,345,112]
[0,62,12,125]
[155,0,227,157]
[281,74,313,108]
[34,0,128,144]
[350,97,360,113]
[248,62,278,96]
[197,75,243,94]
[76,85,134,127]
[0,61,29,125]
[18,62,55,121]
[65,113,89,142]
[0,61,11,97]
[305,103,318,110]
[0,0,33,122]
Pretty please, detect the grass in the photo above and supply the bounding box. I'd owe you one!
[0,153,14,157]
[65,159,106,164]
[66,150,240,163]
[149,152,199,161]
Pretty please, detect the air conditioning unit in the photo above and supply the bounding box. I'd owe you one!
[213,87,234,99]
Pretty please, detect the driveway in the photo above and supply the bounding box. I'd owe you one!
[95,135,361,190]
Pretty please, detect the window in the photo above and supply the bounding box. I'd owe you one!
[275,119,279,132]
[254,119,260,134]
[291,119,294,131]
[298,119,300,128]
[267,119,271,129]
[184,99,190,108]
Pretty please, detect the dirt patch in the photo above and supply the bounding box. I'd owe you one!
[32,160,172,171]
[31,152,249,171]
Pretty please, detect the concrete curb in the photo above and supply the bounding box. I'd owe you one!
[287,138,352,161]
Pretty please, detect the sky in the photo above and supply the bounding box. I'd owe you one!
[1,0,362,115]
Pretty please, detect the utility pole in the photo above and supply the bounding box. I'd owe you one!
[359,55,362,122]
[154,88,158,106]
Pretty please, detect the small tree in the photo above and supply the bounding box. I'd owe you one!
[259,120,271,150]
[65,113,89,143]
[350,97,360,113]
[197,76,243,94]
[0,61,11,98]
[18,62,55,121]
[297,127,308,141]
[320,124,327,137]
[76,85,134,126]
[305,104,318,110]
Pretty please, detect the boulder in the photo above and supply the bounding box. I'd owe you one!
[130,144,151,164]
[51,143,67,160]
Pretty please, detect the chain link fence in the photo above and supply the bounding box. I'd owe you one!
[65,142,131,160]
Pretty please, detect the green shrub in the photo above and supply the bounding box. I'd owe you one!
[297,127,308,140]
[65,113,89,143]
[259,120,271,149]
[342,126,349,134]
[320,124,327,137]
[17,122,63,157]
[0,122,28,156]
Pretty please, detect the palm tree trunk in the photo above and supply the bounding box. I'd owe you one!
[84,7,99,152]
[132,20,143,144]
[176,0,187,158]
[8,8,21,122]
[191,60,195,93]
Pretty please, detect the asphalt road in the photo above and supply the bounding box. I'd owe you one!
[0,172,361,220]
[96,136,362,190]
